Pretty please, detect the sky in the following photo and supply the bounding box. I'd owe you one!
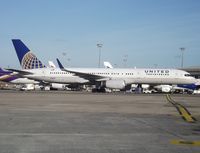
[0,0,200,68]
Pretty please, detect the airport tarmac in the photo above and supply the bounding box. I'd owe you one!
[0,90,199,153]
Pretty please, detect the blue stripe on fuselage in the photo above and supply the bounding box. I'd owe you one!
[177,84,198,90]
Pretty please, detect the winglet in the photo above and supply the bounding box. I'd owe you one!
[56,58,64,69]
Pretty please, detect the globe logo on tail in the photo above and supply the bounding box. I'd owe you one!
[21,52,46,69]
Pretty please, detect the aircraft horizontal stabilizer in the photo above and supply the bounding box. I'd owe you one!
[6,68,34,75]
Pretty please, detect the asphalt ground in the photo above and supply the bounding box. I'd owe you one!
[0,90,199,153]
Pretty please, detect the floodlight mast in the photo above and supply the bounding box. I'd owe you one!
[97,43,103,68]
[180,47,185,68]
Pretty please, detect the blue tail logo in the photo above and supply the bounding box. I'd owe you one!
[12,39,46,69]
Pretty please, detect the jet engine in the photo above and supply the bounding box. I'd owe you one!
[51,83,66,90]
[161,86,172,93]
[154,85,172,93]
[105,80,126,89]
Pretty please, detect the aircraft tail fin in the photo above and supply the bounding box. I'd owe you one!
[103,61,113,68]
[48,61,56,68]
[12,39,46,69]
[56,58,64,69]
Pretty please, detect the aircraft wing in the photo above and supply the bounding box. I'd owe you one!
[56,58,109,82]
[6,68,34,75]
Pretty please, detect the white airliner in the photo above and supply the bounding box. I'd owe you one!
[9,39,197,91]
[102,61,200,93]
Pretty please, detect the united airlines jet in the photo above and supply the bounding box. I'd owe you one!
[9,39,197,91]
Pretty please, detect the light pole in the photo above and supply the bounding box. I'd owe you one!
[123,55,128,67]
[62,52,67,65]
[97,43,103,68]
[62,52,71,66]
[180,47,185,68]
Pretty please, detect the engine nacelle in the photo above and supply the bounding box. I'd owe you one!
[142,84,150,89]
[154,85,172,93]
[161,86,172,93]
[105,80,126,89]
[51,83,66,90]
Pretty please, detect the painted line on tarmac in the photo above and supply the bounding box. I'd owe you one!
[166,94,177,105]
[171,140,200,147]
[166,94,196,123]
